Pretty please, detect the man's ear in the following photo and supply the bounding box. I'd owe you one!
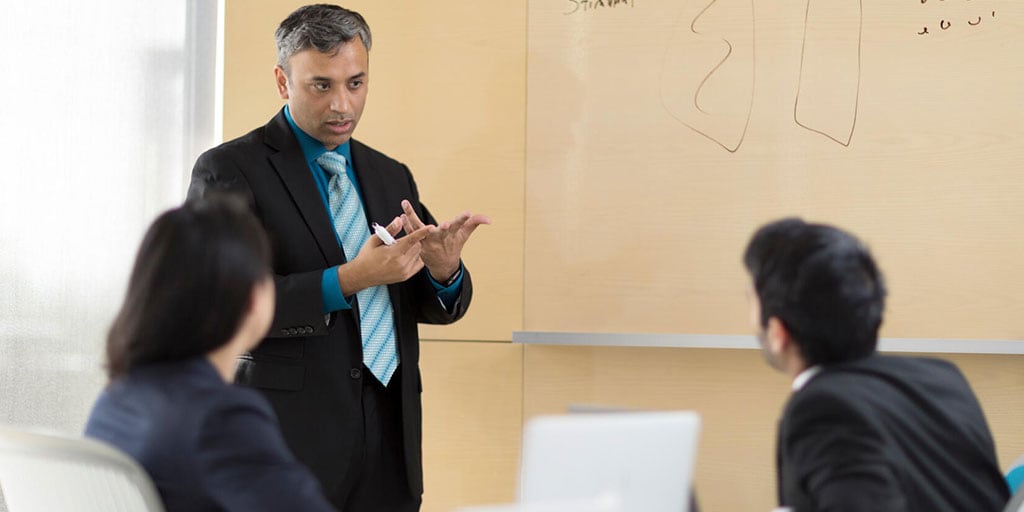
[274,65,289,100]
[765,316,791,357]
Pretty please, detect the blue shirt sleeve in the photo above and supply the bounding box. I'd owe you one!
[321,266,352,313]
[427,261,465,311]
[323,263,463,314]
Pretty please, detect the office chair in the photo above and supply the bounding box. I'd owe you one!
[1008,455,1024,494]
[0,425,164,512]
[1005,485,1024,512]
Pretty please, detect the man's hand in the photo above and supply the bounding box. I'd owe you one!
[336,216,435,295]
[401,199,491,282]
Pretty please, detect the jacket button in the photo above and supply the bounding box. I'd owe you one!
[303,326,313,334]
[280,329,289,336]
[350,368,361,379]
[287,328,298,335]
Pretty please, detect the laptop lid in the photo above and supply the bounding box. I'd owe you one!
[517,410,701,512]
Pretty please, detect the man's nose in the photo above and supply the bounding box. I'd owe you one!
[330,89,351,113]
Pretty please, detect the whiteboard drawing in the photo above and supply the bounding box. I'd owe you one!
[660,0,863,151]
[794,0,862,146]
[659,0,756,153]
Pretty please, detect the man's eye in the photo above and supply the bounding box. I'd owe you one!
[314,82,330,91]
[349,80,363,89]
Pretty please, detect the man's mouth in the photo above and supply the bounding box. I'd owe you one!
[326,119,352,134]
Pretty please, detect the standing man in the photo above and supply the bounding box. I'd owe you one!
[742,218,1009,511]
[188,4,490,510]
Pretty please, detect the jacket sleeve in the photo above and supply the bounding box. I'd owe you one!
[781,389,906,512]
[196,391,337,511]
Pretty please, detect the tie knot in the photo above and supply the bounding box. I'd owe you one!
[317,152,348,176]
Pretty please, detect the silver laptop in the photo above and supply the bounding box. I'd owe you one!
[517,410,701,512]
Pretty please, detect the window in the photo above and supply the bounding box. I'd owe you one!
[0,0,221,433]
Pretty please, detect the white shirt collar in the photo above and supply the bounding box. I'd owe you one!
[792,365,822,391]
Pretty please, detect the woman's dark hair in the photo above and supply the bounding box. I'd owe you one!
[105,195,272,378]
[743,218,887,366]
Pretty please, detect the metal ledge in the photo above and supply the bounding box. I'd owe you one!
[512,331,1024,355]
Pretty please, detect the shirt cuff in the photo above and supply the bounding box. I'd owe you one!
[321,266,352,313]
[428,262,464,310]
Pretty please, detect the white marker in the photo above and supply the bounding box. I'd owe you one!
[372,222,396,246]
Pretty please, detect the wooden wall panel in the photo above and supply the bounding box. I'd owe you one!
[421,341,523,512]
[945,353,1024,472]
[523,346,1024,511]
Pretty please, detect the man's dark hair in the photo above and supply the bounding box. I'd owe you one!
[275,4,372,72]
[743,218,887,366]
[105,195,272,378]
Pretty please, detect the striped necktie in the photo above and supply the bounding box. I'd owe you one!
[317,151,398,386]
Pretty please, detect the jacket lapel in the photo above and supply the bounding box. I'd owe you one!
[264,109,346,264]
[349,139,398,227]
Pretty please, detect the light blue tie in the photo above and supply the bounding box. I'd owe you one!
[317,151,398,386]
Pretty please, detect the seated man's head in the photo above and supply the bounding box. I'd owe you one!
[743,218,887,375]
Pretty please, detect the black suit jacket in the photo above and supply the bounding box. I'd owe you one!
[85,358,335,512]
[777,354,1009,511]
[187,109,472,501]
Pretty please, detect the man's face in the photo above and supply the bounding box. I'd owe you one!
[748,286,785,372]
[275,39,369,150]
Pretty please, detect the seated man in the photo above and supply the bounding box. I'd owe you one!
[742,218,1009,512]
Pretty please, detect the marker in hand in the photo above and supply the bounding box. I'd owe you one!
[372,222,397,246]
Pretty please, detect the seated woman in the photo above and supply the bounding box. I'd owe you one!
[84,196,335,512]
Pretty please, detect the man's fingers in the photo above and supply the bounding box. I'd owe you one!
[469,214,492,226]
[459,214,491,235]
[385,216,403,236]
[460,220,485,239]
[408,257,425,276]
[399,225,435,245]
[444,212,471,233]
[364,231,385,249]
[406,242,422,260]
[445,212,490,234]
[401,199,426,229]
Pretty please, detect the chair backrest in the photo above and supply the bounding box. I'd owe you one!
[1006,484,1024,512]
[0,426,164,512]
[1008,455,1024,494]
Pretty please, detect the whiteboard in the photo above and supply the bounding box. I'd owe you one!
[525,0,1024,340]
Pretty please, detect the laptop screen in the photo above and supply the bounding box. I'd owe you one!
[517,410,701,512]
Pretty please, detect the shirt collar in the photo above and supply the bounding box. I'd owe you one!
[283,105,352,165]
[792,365,822,391]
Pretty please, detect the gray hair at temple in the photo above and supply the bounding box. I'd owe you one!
[275,4,372,73]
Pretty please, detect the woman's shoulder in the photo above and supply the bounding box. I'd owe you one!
[109,358,269,414]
